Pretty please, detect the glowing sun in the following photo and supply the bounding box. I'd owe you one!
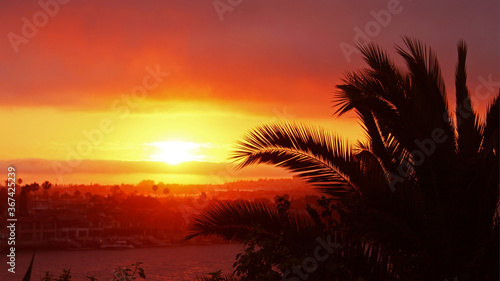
[149,141,201,165]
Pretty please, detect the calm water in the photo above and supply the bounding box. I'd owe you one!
[1,244,243,281]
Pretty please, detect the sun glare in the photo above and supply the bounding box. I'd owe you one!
[148,141,201,165]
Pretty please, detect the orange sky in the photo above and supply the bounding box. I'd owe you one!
[0,0,498,185]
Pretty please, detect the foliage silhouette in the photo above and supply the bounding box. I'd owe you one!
[187,38,499,281]
[42,180,52,207]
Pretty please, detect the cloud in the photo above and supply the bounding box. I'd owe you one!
[1,0,496,112]
[0,158,290,179]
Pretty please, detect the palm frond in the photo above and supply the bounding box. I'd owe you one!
[22,252,35,281]
[185,200,318,243]
[481,95,499,154]
[357,42,409,109]
[338,239,400,281]
[455,40,482,159]
[352,149,393,203]
[396,37,447,106]
[396,37,456,148]
[232,122,360,195]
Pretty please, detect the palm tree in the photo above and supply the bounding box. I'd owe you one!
[4,178,21,189]
[187,38,499,281]
[19,185,29,215]
[74,190,82,199]
[42,181,52,207]
[152,185,158,197]
[29,182,40,207]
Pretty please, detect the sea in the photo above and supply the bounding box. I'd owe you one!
[1,244,243,281]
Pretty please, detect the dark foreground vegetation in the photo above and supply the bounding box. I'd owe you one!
[188,38,499,281]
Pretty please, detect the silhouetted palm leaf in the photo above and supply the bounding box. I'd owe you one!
[482,95,499,154]
[186,200,319,243]
[232,122,362,196]
[22,252,35,281]
[455,40,482,159]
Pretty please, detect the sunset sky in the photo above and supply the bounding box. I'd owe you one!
[1,0,498,185]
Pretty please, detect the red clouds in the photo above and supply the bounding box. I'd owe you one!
[0,0,497,115]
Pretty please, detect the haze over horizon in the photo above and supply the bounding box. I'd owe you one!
[1,0,498,185]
